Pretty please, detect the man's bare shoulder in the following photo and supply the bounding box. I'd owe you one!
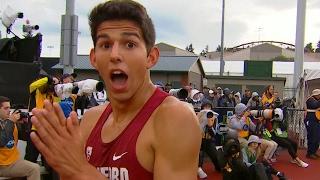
[150,96,201,179]
[153,96,201,139]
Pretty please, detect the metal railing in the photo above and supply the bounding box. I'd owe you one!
[284,108,307,148]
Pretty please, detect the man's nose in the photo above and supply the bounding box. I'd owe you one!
[110,42,121,62]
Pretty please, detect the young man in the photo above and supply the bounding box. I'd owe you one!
[30,1,201,180]
[0,96,40,180]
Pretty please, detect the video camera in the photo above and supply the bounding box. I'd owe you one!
[22,20,39,37]
[250,108,283,121]
[169,88,188,101]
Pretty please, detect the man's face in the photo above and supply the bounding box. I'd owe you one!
[245,90,251,97]
[0,102,10,119]
[90,20,158,101]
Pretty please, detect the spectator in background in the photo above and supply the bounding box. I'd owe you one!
[247,92,262,110]
[305,89,320,159]
[60,73,74,84]
[197,101,221,178]
[26,75,60,163]
[229,103,256,148]
[216,87,223,96]
[202,86,210,99]
[261,85,275,109]
[273,91,282,108]
[0,96,40,180]
[71,73,77,82]
[201,88,216,108]
[218,88,235,108]
[164,83,172,93]
[209,88,219,108]
[241,88,252,105]
[241,135,286,180]
[234,92,241,105]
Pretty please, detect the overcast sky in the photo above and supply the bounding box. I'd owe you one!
[0,0,319,57]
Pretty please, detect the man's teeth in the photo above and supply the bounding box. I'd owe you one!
[113,71,122,74]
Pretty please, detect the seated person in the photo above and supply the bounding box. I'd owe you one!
[242,135,286,180]
[221,138,250,180]
[0,96,40,180]
[229,103,256,148]
[271,120,308,168]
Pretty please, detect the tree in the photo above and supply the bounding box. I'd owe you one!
[271,55,293,61]
[185,43,194,53]
[304,42,314,53]
[215,45,227,52]
[315,40,320,53]
[200,45,209,57]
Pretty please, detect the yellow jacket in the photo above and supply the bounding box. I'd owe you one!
[29,77,60,131]
[0,124,19,165]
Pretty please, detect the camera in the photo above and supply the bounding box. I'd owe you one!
[22,19,39,37]
[250,108,283,121]
[169,88,189,101]
[14,109,30,120]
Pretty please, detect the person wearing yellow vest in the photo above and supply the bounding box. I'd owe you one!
[25,76,60,164]
[261,85,275,109]
[229,103,256,148]
[0,96,40,180]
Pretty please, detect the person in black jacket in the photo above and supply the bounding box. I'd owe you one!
[305,89,320,159]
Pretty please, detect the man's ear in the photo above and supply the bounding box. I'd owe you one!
[89,48,98,70]
[146,46,160,69]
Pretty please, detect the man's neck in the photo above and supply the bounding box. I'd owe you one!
[110,84,156,123]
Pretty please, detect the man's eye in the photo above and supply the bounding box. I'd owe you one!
[102,43,111,49]
[126,42,135,48]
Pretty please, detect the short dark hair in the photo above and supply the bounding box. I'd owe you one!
[89,0,156,53]
[0,96,10,108]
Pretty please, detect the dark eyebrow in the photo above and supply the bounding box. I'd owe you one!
[96,32,141,42]
[96,34,110,41]
[122,32,141,39]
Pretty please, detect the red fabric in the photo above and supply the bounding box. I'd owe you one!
[85,88,168,179]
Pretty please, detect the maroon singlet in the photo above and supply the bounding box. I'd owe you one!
[85,88,168,180]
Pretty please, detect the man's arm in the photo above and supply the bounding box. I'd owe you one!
[29,77,49,93]
[153,99,201,179]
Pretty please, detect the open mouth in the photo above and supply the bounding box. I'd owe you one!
[110,70,128,88]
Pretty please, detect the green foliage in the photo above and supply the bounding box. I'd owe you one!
[304,42,314,53]
[271,55,293,61]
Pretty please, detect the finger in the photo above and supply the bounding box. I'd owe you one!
[31,112,59,148]
[66,112,79,135]
[30,131,51,160]
[53,102,67,127]
[42,108,69,137]
[43,99,53,110]
[41,102,67,136]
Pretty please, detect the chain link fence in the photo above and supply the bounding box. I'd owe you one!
[285,108,307,148]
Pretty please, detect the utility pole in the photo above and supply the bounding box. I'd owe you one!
[219,0,225,76]
[293,0,306,90]
[60,0,78,74]
[293,0,307,110]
